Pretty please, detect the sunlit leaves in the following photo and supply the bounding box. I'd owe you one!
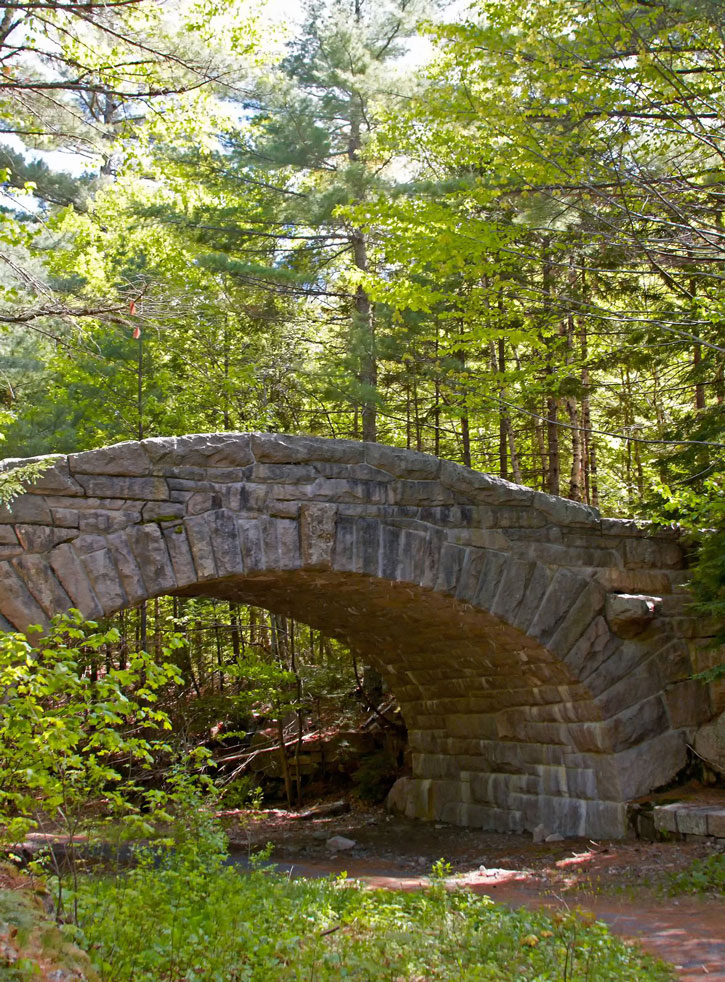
[0,611,183,848]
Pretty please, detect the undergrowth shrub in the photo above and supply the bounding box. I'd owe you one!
[219,775,264,810]
[666,852,725,895]
[0,611,189,922]
[69,810,673,982]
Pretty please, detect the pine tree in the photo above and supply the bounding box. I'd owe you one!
[151,0,429,442]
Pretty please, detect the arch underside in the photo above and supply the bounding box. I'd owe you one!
[177,569,627,837]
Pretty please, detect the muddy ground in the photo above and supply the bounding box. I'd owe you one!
[223,798,718,890]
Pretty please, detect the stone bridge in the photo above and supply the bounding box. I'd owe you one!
[0,433,721,838]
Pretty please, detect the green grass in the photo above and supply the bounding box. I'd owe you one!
[665,852,725,896]
[70,858,674,982]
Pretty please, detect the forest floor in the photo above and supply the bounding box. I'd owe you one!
[224,800,725,982]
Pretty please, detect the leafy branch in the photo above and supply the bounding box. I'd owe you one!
[0,455,59,506]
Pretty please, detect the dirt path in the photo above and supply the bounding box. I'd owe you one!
[462,873,725,982]
[225,803,725,981]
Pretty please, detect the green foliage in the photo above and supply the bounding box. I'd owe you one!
[665,853,725,896]
[0,457,57,506]
[0,145,96,211]
[0,611,183,852]
[71,831,673,982]
[4,4,712,976]
[654,474,725,655]
[220,775,264,811]
[5,0,725,517]
[0,0,260,159]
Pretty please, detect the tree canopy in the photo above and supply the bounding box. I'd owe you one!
[0,0,722,525]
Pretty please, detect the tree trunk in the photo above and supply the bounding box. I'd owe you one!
[352,232,377,443]
[565,286,583,501]
[213,601,224,693]
[579,319,598,507]
[506,417,523,484]
[153,597,160,658]
[694,340,706,410]
[541,240,560,495]
[535,418,547,490]
[347,112,376,443]
[498,337,507,479]
[405,377,411,449]
[139,601,147,652]
[275,712,293,810]
[434,334,441,457]
[270,616,293,809]
[230,602,241,659]
[546,394,560,496]
[413,373,422,451]
[456,339,471,467]
[500,337,522,484]
[289,624,303,807]
[460,414,471,467]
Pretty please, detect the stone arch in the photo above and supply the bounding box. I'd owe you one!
[0,433,717,837]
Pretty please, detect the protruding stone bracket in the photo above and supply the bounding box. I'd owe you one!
[605,592,662,638]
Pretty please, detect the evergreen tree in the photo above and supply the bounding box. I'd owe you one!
[146,0,430,442]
